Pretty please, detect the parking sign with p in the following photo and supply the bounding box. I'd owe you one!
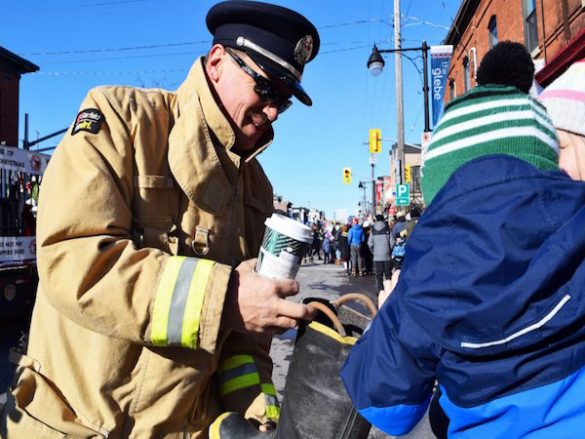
[396,183,410,206]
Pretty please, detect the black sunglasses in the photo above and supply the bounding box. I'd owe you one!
[225,49,293,114]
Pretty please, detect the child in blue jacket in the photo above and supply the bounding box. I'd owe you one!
[342,42,585,438]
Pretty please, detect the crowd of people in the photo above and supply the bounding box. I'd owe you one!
[301,206,422,305]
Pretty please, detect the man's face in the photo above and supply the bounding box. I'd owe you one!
[207,45,292,151]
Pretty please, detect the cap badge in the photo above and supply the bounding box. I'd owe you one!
[294,35,313,65]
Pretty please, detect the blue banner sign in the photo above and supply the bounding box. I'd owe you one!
[430,45,453,127]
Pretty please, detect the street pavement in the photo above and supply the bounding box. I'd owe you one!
[0,260,435,438]
[270,259,435,439]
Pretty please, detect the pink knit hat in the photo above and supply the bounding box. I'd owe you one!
[539,59,585,136]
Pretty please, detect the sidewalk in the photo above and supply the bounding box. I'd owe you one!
[270,260,435,439]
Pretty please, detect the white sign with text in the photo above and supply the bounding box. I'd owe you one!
[0,236,37,264]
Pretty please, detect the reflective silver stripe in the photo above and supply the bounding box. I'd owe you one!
[461,294,571,349]
[236,36,302,81]
[264,393,279,407]
[167,258,198,345]
[217,363,258,383]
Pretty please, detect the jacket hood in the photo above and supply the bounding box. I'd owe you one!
[398,155,585,358]
[373,221,387,232]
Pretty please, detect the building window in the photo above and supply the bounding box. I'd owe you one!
[463,56,470,92]
[523,0,538,52]
[449,78,456,100]
[488,16,498,48]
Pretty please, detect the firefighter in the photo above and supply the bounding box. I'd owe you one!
[0,1,319,437]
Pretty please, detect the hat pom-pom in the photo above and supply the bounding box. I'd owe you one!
[476,41,535,93]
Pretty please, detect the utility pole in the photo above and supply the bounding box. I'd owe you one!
[394,0,405,185]
[23,113,68,150]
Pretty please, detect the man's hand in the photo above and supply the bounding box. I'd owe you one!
[222,259,314,334]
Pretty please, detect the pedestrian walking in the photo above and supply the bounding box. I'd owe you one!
[367,214,392,296]
[339,224,350,274]
[322,229,333,264]
[391,210,406,240]
[361,220,373,275]
[0,2,320,437]
[347,218,365,276]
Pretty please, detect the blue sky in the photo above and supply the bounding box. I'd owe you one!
[1,0,462,219]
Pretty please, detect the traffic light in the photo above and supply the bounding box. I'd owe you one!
[404,165,411,183]
[369,128,382,154]
[343,167,352,184]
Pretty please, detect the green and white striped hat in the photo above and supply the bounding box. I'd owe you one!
[421,85,559,204]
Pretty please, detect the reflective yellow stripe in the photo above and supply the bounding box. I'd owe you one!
[261,383,277,396]
[266,404,280,420]
[181,259,214,348]
[308,321,358,345]
[208,412,232,439]
[218,354,254,373]
[262,382,280,420]
[151,256,185,346]
[219,372,260,397]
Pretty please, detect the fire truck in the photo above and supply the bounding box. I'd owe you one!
[0,145,50,324]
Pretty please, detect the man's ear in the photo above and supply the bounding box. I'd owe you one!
[206,44,226,82]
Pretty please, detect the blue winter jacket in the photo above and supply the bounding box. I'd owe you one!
[341,155,585,438]
[347,224,364,247]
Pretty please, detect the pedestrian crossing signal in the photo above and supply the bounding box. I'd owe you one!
[369,128,382,154]
[343,167,352,184]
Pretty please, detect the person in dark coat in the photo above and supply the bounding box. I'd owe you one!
[338,224,350,274]
[367,214,392,294]
[390,210,406,239]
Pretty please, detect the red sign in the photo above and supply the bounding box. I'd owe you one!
[375,181,383,204]
[383,176,394,203]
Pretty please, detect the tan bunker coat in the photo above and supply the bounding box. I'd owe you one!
[2,58,279,438]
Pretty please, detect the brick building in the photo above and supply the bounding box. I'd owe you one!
[444,0,585,99]
[0,46,39,147]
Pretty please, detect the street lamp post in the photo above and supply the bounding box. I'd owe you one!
[367,40,430,184]
[358,181,368,216]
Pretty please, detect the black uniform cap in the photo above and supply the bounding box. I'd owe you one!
[206,0,320,106]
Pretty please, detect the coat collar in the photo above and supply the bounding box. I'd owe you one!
[168,58,274,214]
[175,57,274,162]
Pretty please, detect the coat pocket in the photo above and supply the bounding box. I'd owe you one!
[3,352,107,438]
[132,174,180,254]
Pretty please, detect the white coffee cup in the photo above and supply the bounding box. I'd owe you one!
[256,213,312,279]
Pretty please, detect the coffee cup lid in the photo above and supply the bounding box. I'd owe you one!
[265,213,312,244]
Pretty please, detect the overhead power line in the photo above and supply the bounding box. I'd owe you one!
[31,68,187,76]
[403,16,450,31]
[20,41,211,57]
[319,18,391,29]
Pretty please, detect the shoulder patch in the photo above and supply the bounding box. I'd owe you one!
[71,108,105,135]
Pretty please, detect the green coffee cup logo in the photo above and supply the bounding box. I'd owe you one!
[261,227,308,259]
